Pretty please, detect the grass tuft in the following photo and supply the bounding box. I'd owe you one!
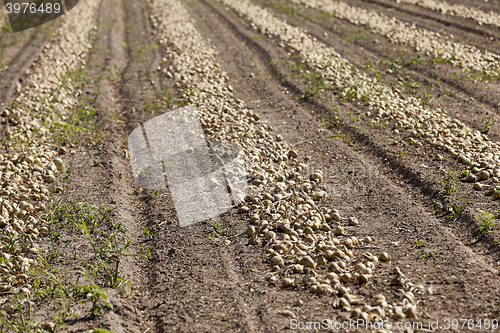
[475,210,496,236]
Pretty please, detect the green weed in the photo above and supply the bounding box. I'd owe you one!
[265,1,296,16]
[75,283,112,318]
[139,247,153,261]
[482,116,497,134]
[394,150,408,160]
[136,45,146,62]
[344,28,366,43]
[298,71,331,99]
[370,120,386,129]
[79,224,133,293]
[364,60,374,70]
[433,200,465,222]
[339,82,366,101]
[49,105,103,147]
[438,170,460,196]
[42,68,104,147]
[89,329,114,333]
[324,113,344,128]
[61,168,72,183]
[44,201,114,233]
[475,210,496,236]
[163,88,175,108]
[415,238,425,248]
[0,298,39,332]
[326,134,346,139]
[418,249,436,258]
[208,233,216,243]
[143,226,157,238]
[213,222,230,236]
[39,270,76,322]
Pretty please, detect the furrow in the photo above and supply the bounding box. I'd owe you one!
[288,0,500,76]
[397,0,500,29]
[362,0,499,41]
[60,0,152,329]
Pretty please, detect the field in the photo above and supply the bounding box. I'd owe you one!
[1,0,500,331]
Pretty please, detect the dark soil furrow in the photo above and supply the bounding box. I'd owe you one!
[332,0,500,54]
[102,0,268,332]
[367,0,500,40]
[435,0,500,12]
[79,0,149,330]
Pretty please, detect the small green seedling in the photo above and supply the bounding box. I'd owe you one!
[482,116,497,134]
[143,226,157,238]
[208,234,216,243]
[418,249,436,258]
[139,247,153,261]
[213,221,230,236]
[476,210,496,236]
